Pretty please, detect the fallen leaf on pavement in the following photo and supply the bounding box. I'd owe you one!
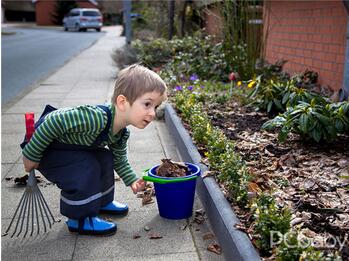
[142,194,154,206]
[207,242,222,255]
[203,232,215,240]
[148,232,163,239]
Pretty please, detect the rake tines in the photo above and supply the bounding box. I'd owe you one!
[5,170,56,238]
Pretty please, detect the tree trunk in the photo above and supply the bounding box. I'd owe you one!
[180,0,188,37]
[168,0,175,40]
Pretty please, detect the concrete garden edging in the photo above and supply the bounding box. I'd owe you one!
[164,104,261,261]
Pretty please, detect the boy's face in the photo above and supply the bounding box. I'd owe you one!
[125,91,166,129]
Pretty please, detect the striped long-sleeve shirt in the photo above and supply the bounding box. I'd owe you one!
[22,104,138,186]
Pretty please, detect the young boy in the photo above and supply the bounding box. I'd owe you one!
[22,64,167,236]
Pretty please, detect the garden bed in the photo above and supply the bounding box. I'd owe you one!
[165,104,261,261]
[205,99,349,226]
[168,98,349,260]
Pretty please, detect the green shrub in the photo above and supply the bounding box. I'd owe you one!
[132,32,243,82]
[132,38,173,68]
[252,194,291,256]
[275,232,303,261]
[262,99,349,143]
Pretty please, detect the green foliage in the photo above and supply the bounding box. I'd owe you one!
[262,99,349,143]
[281,81,317,108]
[189,104,211,145]
[52,0,77,25]
[132,38,173,68]
[248,77,320,115]
[132,32,233,81]
[252,194,291,256]
[300,249,343,261]
[131,1,202,39]
[275,232,303,261]
[132,1,168,38]
[173,85,250,206]
[248,76,285,114]
[221,0,263,80]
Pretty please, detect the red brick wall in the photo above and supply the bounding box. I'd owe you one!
[36,0,97,26]
[263,0,347,91]
[36,1,55,25]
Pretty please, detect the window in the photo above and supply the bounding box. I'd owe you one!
[82,11,100,17]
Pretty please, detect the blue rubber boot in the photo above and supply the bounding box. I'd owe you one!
[100,201,129,216]
[66,216,117,236]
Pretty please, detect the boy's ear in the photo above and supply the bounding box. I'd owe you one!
[115,95,130,112]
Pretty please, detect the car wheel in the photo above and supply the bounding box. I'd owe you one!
[63,23,68,31]
[96,28,101,32]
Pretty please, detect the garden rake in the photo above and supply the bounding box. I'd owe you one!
[4,112,56,238]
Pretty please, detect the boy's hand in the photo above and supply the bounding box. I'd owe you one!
[131,179,146,194]
[22,156,39,172]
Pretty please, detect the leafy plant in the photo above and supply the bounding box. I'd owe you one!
[275,232,303,261]
[133,32,234,81]
[132,38,173,68]
[252,194,291,256]
[300,249,342,260]
[220,0,263,80]
[330,101,349,133]
[248,76,285,114]
[281,80,318,108]
[262,99,349,143]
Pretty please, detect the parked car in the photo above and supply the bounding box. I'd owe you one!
[63,8,103,32]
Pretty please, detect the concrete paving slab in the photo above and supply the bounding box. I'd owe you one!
[60,99,109,107]
[129,152,165,175]
[4,101,62,114]
[1,163,25,181]
[2,113,27,134]
[1,221,76,261]
[73,210,196,260]
[1,133,23,163]
[73,252,199,261]
[1,178,61,220]
[1,163,14,181]
[154,120,177,146]
[29,84,72,94]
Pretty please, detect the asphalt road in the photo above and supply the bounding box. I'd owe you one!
[1,27,105,105]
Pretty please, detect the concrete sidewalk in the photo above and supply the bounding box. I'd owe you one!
[1,26,223,261]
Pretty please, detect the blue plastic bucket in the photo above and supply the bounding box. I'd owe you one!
[148,162,201,220]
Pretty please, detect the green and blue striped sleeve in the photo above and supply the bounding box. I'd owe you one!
[22,106,106,162]
[109,129,137,186]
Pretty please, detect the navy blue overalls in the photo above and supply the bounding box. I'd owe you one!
[22,105,115,220]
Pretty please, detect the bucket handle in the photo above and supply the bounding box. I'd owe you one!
[142,168,198,184]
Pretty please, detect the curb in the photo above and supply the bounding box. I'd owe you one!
[164,104,261,261]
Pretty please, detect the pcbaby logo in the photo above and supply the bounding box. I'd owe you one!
[270,231,348,251]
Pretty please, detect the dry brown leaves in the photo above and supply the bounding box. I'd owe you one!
[202,101,349,256]
[137,184,155,206]
[207,242,222,255]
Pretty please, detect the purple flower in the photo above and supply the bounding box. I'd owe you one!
[175,85,183,91]
[187,85,194,91]
[189,74,199,81]
[200,85,205,89]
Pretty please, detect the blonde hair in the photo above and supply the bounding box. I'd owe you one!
[111,64,167,105]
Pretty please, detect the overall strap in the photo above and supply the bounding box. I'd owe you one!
[92,105,112,146]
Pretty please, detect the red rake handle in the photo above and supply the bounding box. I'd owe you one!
[25,112,35,141]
